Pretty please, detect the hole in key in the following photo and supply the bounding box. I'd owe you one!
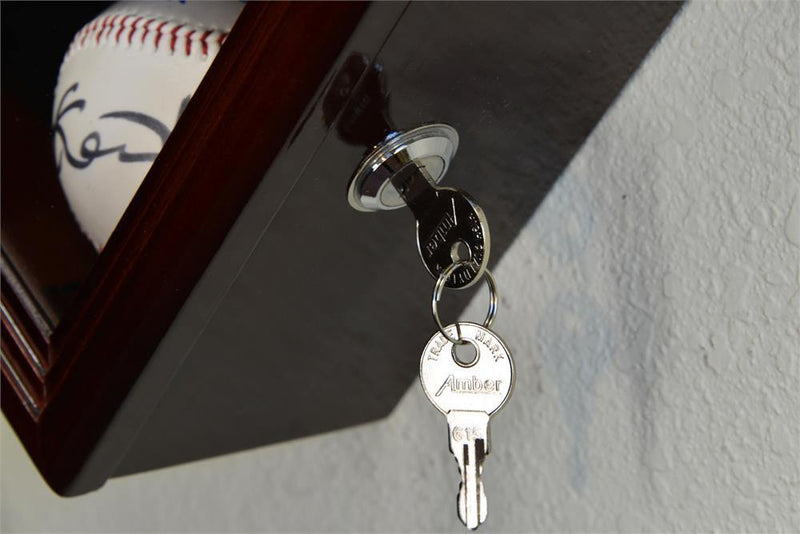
[452,340,478,367]
[450,240,472,263]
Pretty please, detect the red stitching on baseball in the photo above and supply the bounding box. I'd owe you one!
[169,24,184,54]
[85,17,100,47]
[82,16,99,46]
[154,20,168,49]
[95,16,109,44]
[104,15,119,43]
[115,15,129,44]
[69,11,228,58]
[200,29,213,56]
[141,18,155,45]
[128,16,143,45]
[184,29,195,56]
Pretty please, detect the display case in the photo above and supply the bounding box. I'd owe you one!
[2,1,681,495]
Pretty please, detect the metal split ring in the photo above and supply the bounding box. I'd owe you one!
[432,260,498,344]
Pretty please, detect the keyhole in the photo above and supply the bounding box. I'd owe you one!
[450,240,472,263]
[452,340,478,367]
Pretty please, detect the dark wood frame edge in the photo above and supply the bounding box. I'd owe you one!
[1,1,368,496]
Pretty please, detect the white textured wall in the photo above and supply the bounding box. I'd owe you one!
[3,2,799,531]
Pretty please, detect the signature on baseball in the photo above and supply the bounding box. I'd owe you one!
[53,82,190,171]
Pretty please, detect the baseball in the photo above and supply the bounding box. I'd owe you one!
[52,1,243,250]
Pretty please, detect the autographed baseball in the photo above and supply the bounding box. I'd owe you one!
[53,1,243,250]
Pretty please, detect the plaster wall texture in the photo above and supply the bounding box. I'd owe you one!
[2,1,799,531]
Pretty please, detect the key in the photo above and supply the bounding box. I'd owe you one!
[419,322,514,529]
[391,163,490,289]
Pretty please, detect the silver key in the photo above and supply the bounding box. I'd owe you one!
[420,322,514,529]
[391,163,490,289]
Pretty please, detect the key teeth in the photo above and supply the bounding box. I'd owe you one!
[457,480,487,529]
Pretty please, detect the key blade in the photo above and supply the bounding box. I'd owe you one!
[457,439,488,529]
[389,162,440,219]
[447,411,490,529]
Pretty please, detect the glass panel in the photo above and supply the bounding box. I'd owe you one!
[1,3,110,326]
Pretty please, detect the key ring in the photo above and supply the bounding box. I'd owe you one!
[432,260,498,344]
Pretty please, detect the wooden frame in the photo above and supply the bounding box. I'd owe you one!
[2,2,367,495]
